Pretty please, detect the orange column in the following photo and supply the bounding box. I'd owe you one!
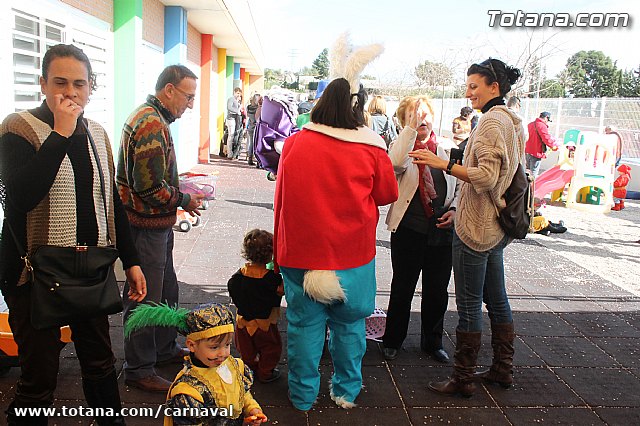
[199,34,213,163]
[244,71,250,97]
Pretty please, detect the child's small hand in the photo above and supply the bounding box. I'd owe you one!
[244,410,267,425]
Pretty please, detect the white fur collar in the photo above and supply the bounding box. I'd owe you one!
[303,122,387,150]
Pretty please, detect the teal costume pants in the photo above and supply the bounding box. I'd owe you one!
[281,259,376,410]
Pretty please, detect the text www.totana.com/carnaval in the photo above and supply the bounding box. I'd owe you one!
[488,10,631,28]
[14,405,234,418]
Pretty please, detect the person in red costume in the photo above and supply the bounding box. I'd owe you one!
[612,164,631,211]
[274,76,398,411]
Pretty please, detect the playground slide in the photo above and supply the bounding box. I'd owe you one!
[534,165,574,199]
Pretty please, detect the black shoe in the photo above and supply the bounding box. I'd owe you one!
[547,222,567,233]
[258,368,281,383]
[535,227,550,236]
[429,348,450,363]
[248,160,255,166]
[383,347,398,360]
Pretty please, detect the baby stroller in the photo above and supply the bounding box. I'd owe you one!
[254,88,299,176]
[175,172,218,232]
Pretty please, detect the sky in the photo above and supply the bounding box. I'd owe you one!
[248,0,640,85]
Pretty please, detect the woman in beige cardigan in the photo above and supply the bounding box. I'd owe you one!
[409,58,525,398]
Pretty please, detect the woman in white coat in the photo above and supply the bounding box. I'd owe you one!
[382,95,459,363]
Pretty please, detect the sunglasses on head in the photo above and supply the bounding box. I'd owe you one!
[476,60,498,81]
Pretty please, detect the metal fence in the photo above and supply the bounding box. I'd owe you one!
[391,97,640,160]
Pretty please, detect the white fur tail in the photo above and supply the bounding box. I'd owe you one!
[303,270,346,304]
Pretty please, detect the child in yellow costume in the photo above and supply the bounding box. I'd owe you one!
[125,303,267,426]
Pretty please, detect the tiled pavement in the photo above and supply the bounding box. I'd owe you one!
[1,155,639,425]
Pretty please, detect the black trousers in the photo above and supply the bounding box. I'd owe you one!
[5,283,116,408]
[382,226,453,350]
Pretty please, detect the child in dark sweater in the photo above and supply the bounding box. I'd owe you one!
[227,229,284,383]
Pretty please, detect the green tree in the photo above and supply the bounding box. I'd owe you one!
[564,50,620,97]
[298,66,315,76]
[619,66,640,97]
[414,60,453,88]
[312,48,329,79]
[539,78,566,98]
[264,68,284,89]
[527,57,542,96]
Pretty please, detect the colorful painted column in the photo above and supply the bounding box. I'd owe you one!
[240,67,246,94]
[243,69,250,98]
[233,63,241,90]
[217,48,227,150]
[164,6,188,144]
[226,56,234,100]
[113,0,142,143]
[199,34,213,163]
[164,6,187,65]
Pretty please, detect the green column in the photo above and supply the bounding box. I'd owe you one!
[226,56,234,100]
[114,0,143,141]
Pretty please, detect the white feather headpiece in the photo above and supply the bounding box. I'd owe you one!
[329,32,384,96]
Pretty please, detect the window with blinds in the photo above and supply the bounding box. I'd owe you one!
[11,10,65,111]
[9,6,113,142]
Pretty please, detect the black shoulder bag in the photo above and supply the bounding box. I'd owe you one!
[498,163,534,239]
[6,126,123,329]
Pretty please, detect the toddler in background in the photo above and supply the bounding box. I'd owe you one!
[228,229,284,383]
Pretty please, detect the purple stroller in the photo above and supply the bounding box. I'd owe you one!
[254,91,299,175]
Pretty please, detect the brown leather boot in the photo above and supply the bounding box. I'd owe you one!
[475,322,515,388]
[428,329,481,398]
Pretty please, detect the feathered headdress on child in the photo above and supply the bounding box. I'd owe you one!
[124,302,235,342]
[328,32,384,103]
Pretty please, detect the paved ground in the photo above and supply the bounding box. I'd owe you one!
[1,154,640,425]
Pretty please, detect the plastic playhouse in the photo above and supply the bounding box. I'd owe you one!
[565,131,617,213]
[175,172,218,232]
[533,129,618,213]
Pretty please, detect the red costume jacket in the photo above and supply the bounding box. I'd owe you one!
[274,126,398,271]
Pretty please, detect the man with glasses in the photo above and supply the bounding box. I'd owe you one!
[116,65,204,393]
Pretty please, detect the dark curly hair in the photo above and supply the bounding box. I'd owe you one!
[467,58,521,98]
[241,229,274,265]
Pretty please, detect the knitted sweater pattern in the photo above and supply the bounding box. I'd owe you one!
[0,111,117,284]
[117,97,183,229]
[455,106,525,252]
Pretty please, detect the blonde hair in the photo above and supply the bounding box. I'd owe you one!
[367,95,387,115]
[395,95,434,128]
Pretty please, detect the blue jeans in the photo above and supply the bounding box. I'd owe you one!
[452,232,512,332]
[281,259,376,410]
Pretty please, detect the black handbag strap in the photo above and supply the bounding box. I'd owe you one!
[5,121,112,261]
